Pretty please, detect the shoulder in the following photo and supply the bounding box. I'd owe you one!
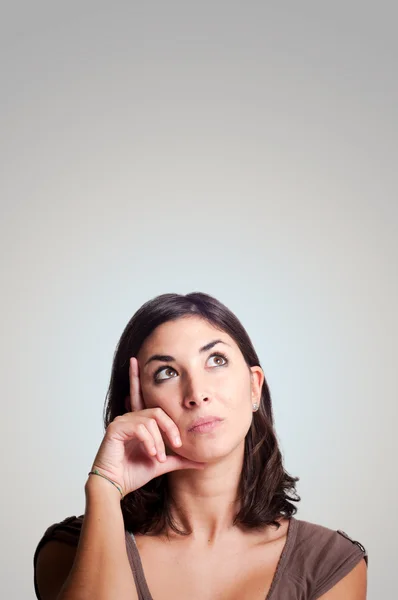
[289,518,368,599]
[34,515,85,567]
[34,516,84,600]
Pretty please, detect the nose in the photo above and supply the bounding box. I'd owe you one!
[182,374,210,408]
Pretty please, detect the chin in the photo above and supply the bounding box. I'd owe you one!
[178,437,244,464]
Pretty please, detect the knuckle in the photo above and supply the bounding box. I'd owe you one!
[113,414,128,425]
[106,420,117,432]
[138,424,147,435]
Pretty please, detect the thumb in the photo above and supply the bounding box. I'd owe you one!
[156,455,206,476]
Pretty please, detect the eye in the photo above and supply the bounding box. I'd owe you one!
[208,353,228,367]
[153,352,228,384]
[154,366,177,383]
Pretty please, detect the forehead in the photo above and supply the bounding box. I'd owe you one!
[138,316,236,355]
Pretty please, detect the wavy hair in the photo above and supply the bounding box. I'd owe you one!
[103,292,300,535]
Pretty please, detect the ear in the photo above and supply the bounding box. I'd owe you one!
[249,366,264,405]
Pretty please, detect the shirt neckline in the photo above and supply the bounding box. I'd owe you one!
[265,516,299,599]
[130,516,299,600]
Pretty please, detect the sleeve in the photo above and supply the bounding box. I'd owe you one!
[33,515,84,600]
[310,528,368,600]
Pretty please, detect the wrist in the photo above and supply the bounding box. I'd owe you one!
[85,472,123,503]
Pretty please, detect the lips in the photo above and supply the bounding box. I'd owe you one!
[188,416,223,432]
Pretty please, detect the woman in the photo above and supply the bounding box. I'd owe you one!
[34,292,368,599]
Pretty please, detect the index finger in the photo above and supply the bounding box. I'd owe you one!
[129,357,145,412]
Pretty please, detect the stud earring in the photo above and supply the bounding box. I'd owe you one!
[252,403,259,412]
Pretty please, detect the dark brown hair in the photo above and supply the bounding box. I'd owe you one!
[103,292,300,535]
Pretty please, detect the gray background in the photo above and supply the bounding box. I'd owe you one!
[1,2,397,598]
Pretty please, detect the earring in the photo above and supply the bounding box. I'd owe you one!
[252,403,259,412]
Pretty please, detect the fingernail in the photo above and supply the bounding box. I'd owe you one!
[159,451,166,461]
[174,436,182,446]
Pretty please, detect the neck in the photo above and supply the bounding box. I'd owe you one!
[166,441,245,546]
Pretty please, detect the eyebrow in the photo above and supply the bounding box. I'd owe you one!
[144,339,230,367]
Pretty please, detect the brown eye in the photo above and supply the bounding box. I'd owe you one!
[208,354,228,367]
[154,367,177,382]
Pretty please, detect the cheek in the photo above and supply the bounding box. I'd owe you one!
[141,382,175,413]
[140,380,160,408]
[227,376,251,406]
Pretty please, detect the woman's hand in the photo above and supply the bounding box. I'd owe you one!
[90,357,205,497]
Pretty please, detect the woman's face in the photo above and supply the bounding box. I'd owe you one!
[136,316,264,463]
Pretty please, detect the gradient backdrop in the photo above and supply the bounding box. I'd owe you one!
[1,2,397,598]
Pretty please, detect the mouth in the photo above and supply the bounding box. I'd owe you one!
[188,417,224,434]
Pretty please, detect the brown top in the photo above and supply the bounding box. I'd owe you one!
[33,515,368,600]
